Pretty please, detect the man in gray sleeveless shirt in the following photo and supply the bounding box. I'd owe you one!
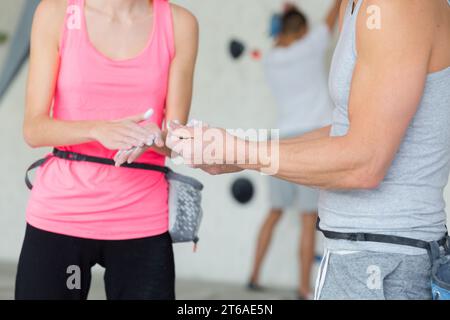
[167,0,450,300]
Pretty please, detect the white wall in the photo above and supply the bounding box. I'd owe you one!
[0,0,38,264]
[1,0,449,290]
[0,0,24,66]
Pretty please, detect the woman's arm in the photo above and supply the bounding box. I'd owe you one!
[23,1,152,151]
[153,4,199,156]
[116,4,199,165]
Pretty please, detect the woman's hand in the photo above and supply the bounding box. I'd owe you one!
[90,112,154,151]
[113,122,165,166]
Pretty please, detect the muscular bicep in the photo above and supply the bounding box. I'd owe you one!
[164,5,199,126]
[346,0,433,178]
[25,1,64,123]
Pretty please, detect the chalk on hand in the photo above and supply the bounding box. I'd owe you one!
[144,108,154,121]
[145,134,156,147]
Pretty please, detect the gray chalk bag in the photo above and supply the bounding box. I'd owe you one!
[166,169,204,245]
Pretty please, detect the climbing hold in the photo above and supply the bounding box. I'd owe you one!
[251,49,262,61]
[231,177,255,204]
[229,39,246,60]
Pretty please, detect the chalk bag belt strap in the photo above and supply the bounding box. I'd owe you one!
[25,148,170,190]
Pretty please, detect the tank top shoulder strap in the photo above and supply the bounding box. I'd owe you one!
[346,0,364,57]
[341,1,364,27]
[153,0,175,61]
[349,0,364,19]
[59,0,84,57]
[343,0,353,17]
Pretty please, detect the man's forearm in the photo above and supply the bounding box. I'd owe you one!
[238,133,376,190]
[282,126,331,144]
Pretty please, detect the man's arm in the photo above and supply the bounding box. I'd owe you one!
[238,0,433,190]
[282,126,331,144]
[192,126,332,176]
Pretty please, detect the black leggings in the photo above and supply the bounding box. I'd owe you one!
[15,224,175,300]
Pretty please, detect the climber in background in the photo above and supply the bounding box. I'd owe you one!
[247,0,341,299]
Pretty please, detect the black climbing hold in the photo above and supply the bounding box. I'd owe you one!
[231,177,255,204]
[229,39,245,60]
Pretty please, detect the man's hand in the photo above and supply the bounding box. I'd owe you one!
[166,120,240,165]
[166,121,246,175]
[166,120,207,165]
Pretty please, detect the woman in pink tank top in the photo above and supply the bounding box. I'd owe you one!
[16,0,198,300]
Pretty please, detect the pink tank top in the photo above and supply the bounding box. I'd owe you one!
[26,0,174,240]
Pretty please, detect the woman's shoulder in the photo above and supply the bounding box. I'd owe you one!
[169,3,198,32]
[33,0,67,40]
[35,0,67,21]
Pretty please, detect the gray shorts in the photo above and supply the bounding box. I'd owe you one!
[268,177,319,213]
[315,250,432,300]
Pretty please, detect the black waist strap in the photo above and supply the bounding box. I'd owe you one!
[25,148,169,190]
[316,218,449,253]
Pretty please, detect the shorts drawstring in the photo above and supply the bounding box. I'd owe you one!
[314,248,330,300]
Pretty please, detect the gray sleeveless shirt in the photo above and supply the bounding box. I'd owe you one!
[319,0,450,254]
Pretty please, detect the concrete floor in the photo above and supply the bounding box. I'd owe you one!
[0,262,297,300]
